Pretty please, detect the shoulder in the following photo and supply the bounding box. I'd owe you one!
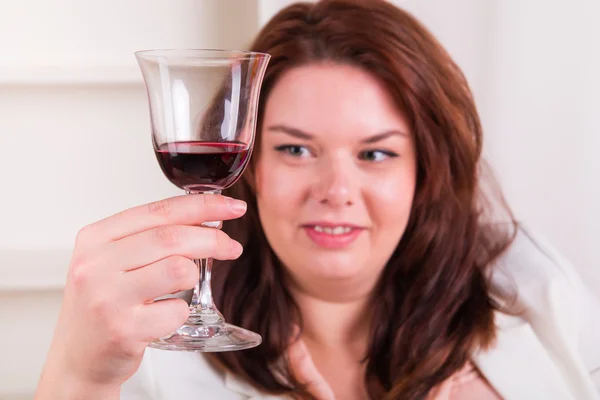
[489,223,600,385]
[120,348,242,399]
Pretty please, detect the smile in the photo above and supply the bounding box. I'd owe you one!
[302,224,364,249]
[313,225,352,235]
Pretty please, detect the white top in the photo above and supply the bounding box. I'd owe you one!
[121,225,600,399]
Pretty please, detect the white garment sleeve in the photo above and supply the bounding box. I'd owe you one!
[523,225,600,393]
[513,224,600,395]
[581,287,600,393]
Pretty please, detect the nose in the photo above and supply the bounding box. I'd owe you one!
[311,156,356,207]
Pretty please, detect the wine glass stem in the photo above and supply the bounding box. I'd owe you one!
[189,257,224,324]
[186,189,225,326]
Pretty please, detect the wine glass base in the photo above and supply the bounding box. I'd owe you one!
[148,323,262,352]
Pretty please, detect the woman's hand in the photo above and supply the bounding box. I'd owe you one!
[35,194,247,400]
[288,330,336,400]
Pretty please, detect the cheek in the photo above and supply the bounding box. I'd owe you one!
[377,175,414,206]
[256,157,297,204]
[368,167,416,231]
[255,155,307,224]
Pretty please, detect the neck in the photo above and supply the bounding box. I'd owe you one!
[289,280,372,352]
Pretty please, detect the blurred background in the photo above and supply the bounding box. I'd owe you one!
[0,0,598,398]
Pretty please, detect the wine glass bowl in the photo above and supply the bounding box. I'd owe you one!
[154,140,250,193]
[135,49,270,352]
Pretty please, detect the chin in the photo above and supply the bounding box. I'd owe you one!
[303,253,365,280]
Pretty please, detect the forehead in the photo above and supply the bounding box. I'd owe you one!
[263,63,409,139]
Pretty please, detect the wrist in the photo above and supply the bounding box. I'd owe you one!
[36,365,120,400]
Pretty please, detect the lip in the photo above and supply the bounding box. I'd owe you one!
[301,221,365,249]
[302,221,364,229]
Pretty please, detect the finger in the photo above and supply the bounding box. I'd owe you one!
[134,298,190,342]
[96,224,242,272]
[76,194,247,248]
[288,338,336,400]
[119,256,198,304]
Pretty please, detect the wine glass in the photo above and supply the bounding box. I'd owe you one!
[135,49,270,352]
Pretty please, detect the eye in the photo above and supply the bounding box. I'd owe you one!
[359,150,398,162]
[274,144,312,157]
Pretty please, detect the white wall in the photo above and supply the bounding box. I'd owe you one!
[0,1,259,398]
[400,0,600,288]
[0,0,598,398]
[479,0,600,289]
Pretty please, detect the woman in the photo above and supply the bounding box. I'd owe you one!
[35,0,600,399]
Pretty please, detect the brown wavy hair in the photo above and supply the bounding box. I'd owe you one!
[210,0,517,398]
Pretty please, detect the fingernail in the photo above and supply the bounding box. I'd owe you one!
[226,197,247,213]
[231,240,243,257]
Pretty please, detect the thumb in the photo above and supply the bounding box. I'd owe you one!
[288,334,336,400]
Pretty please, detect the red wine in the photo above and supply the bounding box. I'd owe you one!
[155,141,250,192]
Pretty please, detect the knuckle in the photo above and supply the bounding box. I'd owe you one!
[213,228,225,245]
[166,256,193,282]
[105,320,133,349]
[148,198,172,216]
[69,255,91,288]
[154,226,181,248]
[90,297,113,321]
[75,224,94,247]
[214,229,231,252]
[201,193,223,209]
[93,304,135,350]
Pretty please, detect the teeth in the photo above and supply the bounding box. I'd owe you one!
[313,225,352,235]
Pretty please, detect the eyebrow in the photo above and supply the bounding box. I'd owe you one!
[267,124,408,143]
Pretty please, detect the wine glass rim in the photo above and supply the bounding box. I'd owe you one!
[134,48,270,61]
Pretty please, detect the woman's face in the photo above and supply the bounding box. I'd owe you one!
[255,63,417,299]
